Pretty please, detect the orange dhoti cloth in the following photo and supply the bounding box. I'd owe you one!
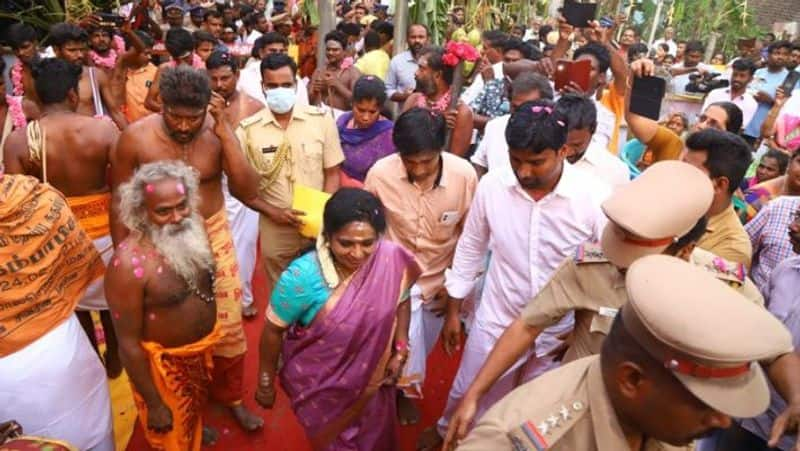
[204,209,247,405]
[132,325,221,451]
[66,192,113,310]
[65,192,111,240]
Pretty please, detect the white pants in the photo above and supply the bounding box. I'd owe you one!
[435,321,558,436]
[0,315,114,451]
[77,234,114,311]
[223,178,259,307]
[402,286,446,398]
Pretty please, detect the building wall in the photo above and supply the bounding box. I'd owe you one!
[749,0,800,32]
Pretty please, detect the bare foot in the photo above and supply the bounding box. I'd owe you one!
[231,404,264,431]
[242,304,258,319]
[202,426,218,446]
[416,426,443,451]
[397,394,421,426]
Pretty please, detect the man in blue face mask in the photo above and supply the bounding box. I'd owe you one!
[236,53,345,288]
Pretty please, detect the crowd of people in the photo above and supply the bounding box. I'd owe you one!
[1,0,800,450]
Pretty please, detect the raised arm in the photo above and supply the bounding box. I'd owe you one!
[625,58,660,144]
[97,67,129,129]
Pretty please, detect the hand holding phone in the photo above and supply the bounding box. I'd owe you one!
[554,59,592,93]
[562,0,598,28]
[630,76,667,120]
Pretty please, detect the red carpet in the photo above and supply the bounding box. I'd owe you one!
[127,248,463,451]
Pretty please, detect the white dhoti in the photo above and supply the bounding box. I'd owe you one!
[222,176,259,307]
[0,315,114,451]
[77,234,113,311]
[435,321,559,436]
[401,285,445,398]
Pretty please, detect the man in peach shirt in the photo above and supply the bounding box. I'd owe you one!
[364,107,478,425]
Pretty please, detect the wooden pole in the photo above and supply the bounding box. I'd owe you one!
[317,0,335,72]
[444,60,465,152]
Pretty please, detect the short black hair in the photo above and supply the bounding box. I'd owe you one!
[7,23,38,49]
[254,32,289,58]
[159,66,211,110]
[685,128,752,194]
[554,94,597,133]
[129,30,155,49]
[763,149,790,174]
[260,52,297,78]
[538,25,553,42]
[192,30,217,46]
[685,40,705,54]
[372,20,394,40]
[32,58,82,105]
[665,216,709,255]
[731,58,756,75]
[420,47,455,85]
[506,99,567,154]
[574,42,611,73]
[323,188,386,236]
[205,50,238,72]
[707,101,743,134]
[338,22,362,38]
[353,75,387,105]
[521,42,543,61]
[658,42,669,52]
[165,28,194,58]
[393,107,446,155]
[49,23,87,47]
[510,73,553,100]
[363,30,381,51]
[502,37,525,56]
[768,40,793,54]
[482,30,508,49]
[204,9,223,22]
[325,30,349,49]
[627,43,649,62]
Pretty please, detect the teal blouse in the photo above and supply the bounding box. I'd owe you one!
[270,252,332,327]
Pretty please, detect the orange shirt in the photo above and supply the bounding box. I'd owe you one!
[600,83,624,154]
[125,63,158,123]
[364,153,478,302]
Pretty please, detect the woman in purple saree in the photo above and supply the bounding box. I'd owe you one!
[256,188,420,450]
[337,76,396,186]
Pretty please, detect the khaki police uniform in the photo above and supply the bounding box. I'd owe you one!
[460,255,794,450]
[520,244,764,364]
[236,105,344,286]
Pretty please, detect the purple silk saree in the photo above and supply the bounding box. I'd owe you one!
[280,240,420,450]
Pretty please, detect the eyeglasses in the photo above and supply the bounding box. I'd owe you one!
[696,114,723,131]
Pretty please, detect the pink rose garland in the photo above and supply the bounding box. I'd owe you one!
[11,61,24,96]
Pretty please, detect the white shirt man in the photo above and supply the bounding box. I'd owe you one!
[237,60,309,108]
[435,162,610,435]
[471,114,626,188]
[702,86,758,131]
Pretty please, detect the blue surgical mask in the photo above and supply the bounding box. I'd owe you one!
[264,87,296,114]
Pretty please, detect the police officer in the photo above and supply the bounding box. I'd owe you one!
[236,53,343,288]
[458,254,795,450]
[443,161,770,448]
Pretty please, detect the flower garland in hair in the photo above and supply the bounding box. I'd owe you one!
[89,34,127,70]
[6,95,27,129]
[11,61,24,96]
[442,41,480,67]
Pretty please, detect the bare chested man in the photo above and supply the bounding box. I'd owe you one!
[49,23,127,129]
[206,50,263,319]
[2,57,122,377]
[309,30,361,112]
[106,161,220,450]
[7,23,41,119]
[111,66,266,431]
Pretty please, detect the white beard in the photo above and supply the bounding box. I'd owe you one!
[146,214,214,282]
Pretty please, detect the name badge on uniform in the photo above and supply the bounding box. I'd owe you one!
[598,307,618,318]
[440,210,460,226]
[262,145,278,154]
